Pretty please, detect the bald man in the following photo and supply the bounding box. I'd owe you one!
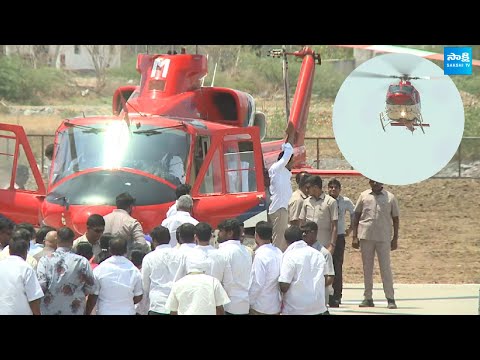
[34,231,58,262]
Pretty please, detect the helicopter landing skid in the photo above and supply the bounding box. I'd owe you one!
[379,112,390,132]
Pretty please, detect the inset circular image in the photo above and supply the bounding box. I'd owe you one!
[333,53,464,185]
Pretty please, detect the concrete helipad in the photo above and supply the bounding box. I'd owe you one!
[329,283,480,315]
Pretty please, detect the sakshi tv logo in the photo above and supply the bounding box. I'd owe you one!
[444,47,472,75]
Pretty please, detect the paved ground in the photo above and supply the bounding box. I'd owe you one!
[329,283,480,315]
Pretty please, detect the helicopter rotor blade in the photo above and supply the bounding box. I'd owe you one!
[409,75,448,81]
[350,71,398,79]
[379,53,424,77]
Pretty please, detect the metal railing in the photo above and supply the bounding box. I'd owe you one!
[265,136,480,179]
[27,134,480,178]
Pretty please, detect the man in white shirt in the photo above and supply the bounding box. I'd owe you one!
[166,184,192,218]
[72,214,105,259]
[0,228,38,269]
[301,221,335,312]
[217,218,252,315]
[165,250,230,315]
[93,237,143,315]
[248,221,283,315]
[194,222,227,282]
[268,121,295,252]
[174,223,204,280]
[142,226,183,315]
[16,223,43,257]
[279,225,328,315]
[161,195,199,247]
[0,215,15,252]
[0,233,43,315]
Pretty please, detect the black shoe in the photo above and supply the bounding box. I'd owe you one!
[329,295,340,308]
[359,299,375,307]
[387,298,397,309]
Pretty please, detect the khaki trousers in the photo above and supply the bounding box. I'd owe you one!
[360,239,394,300]
[269,208,289,252]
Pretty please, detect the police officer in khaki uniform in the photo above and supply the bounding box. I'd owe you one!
[299,175,338,254]
[352,179,399,309]
[288,171,310,226]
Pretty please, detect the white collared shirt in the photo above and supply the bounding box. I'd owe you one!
[0,256,44,315]
[268,143,293,214]
[249,243,283,314]
[166,201,178,218]
[142,244,183,314]
[28,241,44,257]
[335,195,355,235]
[161,211,199,247]
[195,245,227,282]
[93,256,143,315]
[279,240,327,315]
[217,240,252,314]
[165,273,230,315]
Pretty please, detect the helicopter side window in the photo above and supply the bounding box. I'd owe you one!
[199,148,222,195]
[223,140,256,193]
[0,131,15,189]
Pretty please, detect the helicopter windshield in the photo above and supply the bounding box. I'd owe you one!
[389,85,413,94]
[52,122,190,185]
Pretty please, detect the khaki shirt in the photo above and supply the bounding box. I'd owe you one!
[299,193,338,246]
[72,234,102,258]
[103,209,149,255]
[288,189,308,222]
[354,189,399,242]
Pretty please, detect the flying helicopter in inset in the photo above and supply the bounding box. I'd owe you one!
[0,46,361,237]
[350,60,450,134]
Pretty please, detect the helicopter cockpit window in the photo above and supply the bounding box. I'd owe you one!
[223,139,256,193]
[52,122,190,186]
[389,85,401,93]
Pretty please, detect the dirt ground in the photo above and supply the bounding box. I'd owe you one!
[333,177,480,284]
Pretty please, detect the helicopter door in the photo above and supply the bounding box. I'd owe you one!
[191,127,267,230]
[0,124,46,226]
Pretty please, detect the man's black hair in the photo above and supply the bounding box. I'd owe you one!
[178,223,196,243]
[255,221,272,241]
[150,226,170,245]
[87,214,105,228]
[175,184,192,199]
[217,219,242,239]
[195,222,213,243]
[116,192,136,210]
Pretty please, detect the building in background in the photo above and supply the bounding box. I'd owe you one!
[1,45,121,71]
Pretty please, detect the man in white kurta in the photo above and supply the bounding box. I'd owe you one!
[217,219,252,315]
[161,195,199,247]
[279,225,327,315]
[194,222,227,282]
[0,238,43,315]
[93,238,143,315]
[268,121,296,252]
[248,221,283,315]
[165,251,230,315]
[142,226,183,315]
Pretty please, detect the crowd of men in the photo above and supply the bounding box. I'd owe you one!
[0,124,400,315]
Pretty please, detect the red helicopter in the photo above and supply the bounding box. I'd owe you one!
[0,46,360,237]
[351,70,445,134]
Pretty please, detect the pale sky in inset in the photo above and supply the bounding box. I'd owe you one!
[333,53,464,185]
